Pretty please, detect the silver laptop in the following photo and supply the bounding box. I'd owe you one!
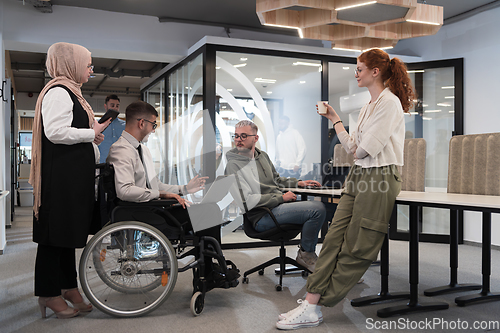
[188,174,236,232]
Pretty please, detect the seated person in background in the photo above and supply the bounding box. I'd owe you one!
[225,120,326,272]
[107,100,239,289]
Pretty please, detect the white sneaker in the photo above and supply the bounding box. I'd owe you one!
[279,299,323,322]
[276,300,321,330]
[296,248,318,272]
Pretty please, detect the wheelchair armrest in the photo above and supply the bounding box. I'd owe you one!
[116,198,179,207]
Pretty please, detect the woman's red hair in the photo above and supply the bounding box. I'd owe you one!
[358,48,416,113]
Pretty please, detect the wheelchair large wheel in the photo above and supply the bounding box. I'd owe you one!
[79,221,178,317]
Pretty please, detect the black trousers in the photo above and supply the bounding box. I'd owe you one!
[34,244,78,297]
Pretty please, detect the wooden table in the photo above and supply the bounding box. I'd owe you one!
[287,188,500,317]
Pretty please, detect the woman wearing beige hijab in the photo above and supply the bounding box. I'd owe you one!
[29,42,111,319]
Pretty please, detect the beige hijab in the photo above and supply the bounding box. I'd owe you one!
[30,42,95,218]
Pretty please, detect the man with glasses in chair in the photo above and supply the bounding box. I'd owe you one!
[106,101,239,290]
[225,120,326,272]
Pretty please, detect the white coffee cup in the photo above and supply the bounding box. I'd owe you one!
[317,101,328,114]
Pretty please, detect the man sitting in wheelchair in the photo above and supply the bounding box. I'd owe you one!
[106,100,239,292]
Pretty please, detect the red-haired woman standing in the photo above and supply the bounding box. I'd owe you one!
[276,48,416,330]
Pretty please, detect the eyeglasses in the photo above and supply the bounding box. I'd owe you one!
[138,118,157,130]
[87,65,94,71]
[232,133,256,140]
[354,68,363,76]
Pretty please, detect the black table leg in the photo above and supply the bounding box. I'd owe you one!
[424,209,481,296]
[377,205,449,318]
[352,206,410,307]
[455,212,500,306]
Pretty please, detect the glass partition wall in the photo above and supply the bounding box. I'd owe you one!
[143,43,463,247]
[390,59,463,243]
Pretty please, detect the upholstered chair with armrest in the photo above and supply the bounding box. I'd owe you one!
[230,175,310,291]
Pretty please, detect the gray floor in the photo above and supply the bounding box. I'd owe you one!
[1,207,500,333]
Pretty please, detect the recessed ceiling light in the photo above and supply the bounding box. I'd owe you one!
[299,81,306,84]
[240,57,248,61]
[437,103,451,107]
[215,66,221,70]
[254,78,276,83]
[407,70,425,73]
[293,61,322,67]
[267,91,273,95]
[342,67,350,70]
[233,63,246,68]
[441,86,454,89]
[424,110,442,113]
[227,88,233,92]
[444,96,455,99]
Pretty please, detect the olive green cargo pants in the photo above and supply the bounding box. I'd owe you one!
[306,165,401,307]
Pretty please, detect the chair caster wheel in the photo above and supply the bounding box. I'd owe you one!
[275,284,282,291]
[301,270,309,277]
[242,277,249,284]
[258,269,264,275]
[190,291,204,316]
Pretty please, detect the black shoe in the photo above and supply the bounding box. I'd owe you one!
[206,261,240,290]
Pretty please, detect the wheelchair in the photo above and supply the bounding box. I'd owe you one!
[79,164,239,317]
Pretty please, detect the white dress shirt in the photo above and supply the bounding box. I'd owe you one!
[106,131,184,202]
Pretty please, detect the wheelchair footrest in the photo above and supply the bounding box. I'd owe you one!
[206,260,240,290]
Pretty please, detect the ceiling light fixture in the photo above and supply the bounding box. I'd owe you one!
[240,58,248,61]
[444,96,455,99]
[254,78,276,83]
[293,61,321,67]
[233,63,247,68]
[299,81,306,84]
[407,70,425,73]
[336,1,377,11]
[342,67,350,70]
[257,0,443,51]
[406,19,441,26]
[263,23,303,38]
[363,46,393,52]
[441,86,455,89]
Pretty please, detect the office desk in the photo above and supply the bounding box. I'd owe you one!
[286,188,500,317]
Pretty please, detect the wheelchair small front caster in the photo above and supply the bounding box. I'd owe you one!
[258,269,264,276]
[275,284,282,291]
[242,277,249,284]
[301,270,309,277]
[190,291,204,316]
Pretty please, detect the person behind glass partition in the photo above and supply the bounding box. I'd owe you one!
[275,115,307,179]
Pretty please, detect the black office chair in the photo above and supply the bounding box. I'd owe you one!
[240,207,311,291]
